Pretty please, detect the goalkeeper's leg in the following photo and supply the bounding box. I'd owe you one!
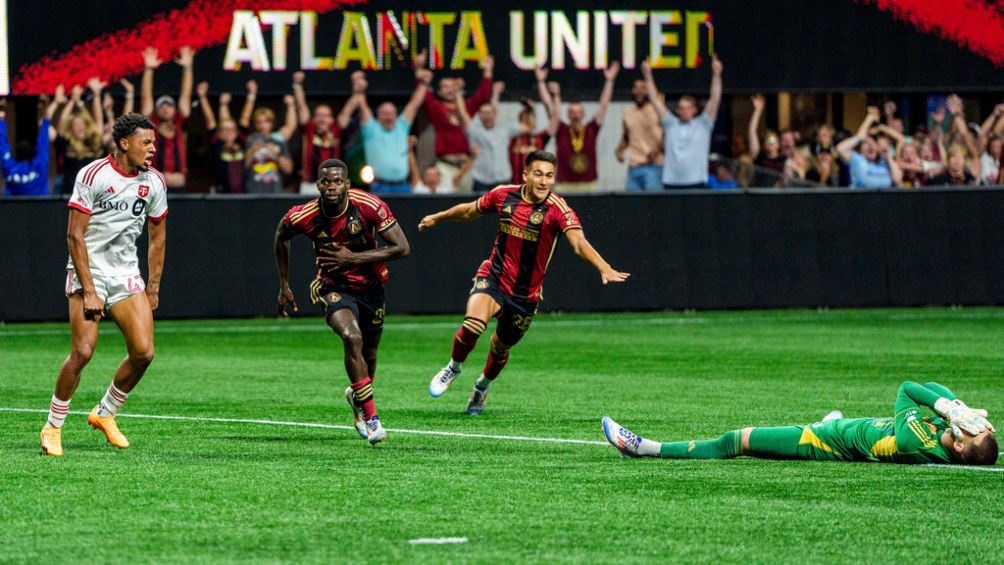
[657,429,745,459]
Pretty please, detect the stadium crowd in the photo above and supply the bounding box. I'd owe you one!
[3,47,1004,196]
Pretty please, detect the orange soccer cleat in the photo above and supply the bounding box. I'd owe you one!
[87,407,130,449]
[40,426,64,456]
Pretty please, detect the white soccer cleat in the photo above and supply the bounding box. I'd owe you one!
[366,416,387,445]
[345,386,368,439]
[602,416,643,458]
[429,365,460,397]
[822,410,844,422]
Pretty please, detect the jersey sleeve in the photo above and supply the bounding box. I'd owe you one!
[550,197,582,232]
[281,205,307,234]
[367,196,398,233]
[147,178,169,223]
[68,166,95,214]
[894,381,942,455]
[475,187,507,215]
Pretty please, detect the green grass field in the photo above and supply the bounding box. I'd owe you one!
[1,308,1002,563]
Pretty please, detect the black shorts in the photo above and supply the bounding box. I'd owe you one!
[309,280,385,336]
[469,276,537,346]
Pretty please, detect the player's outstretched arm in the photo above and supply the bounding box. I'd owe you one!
[418,201,481,231]
[316,224,410,271]
[274,220,298,317]
[564,229,630,284]
[146,216,167,311]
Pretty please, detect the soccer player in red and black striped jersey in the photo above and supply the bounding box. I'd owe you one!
[418,150,629,414]
[274,159,410,444]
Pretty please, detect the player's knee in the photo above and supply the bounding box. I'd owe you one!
[339,330,364,353]
[130,345,155,367]
[70,343,95,366]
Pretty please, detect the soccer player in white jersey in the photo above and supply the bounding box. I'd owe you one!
[39,113,168,456]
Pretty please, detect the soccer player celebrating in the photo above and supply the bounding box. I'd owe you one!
[418,150,629,414]
[274,159,409,445]
[40,113,168,456]
[603,381,998,466]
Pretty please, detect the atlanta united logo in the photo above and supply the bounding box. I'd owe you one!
[348,219,363,234]
[137,184,150,198]
[529,210,545,225]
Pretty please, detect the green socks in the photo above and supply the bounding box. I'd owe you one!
[659,430,742,459]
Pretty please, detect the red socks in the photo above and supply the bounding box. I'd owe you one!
[451,317,487,363]
[350,377,377,419]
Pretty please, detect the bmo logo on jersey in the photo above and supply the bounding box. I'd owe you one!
[96,197,147,217]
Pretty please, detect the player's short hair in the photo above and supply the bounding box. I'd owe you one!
[963,434,999,466]
[524,150,557,170]
[112,113,155,147]
[318,159,348,178]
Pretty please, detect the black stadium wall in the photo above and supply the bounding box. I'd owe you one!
[2,189,1003,322]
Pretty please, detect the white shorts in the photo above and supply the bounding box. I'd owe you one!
[65,269,145,308]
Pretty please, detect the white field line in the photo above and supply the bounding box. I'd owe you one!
[2,310,1003,338]
[408,537,468,545]
[0,408,607,446]
[3,408,1002,472]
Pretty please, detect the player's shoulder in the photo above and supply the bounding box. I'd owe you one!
[76,155,114,187]
[284,198,321,224]
[348,188,388,212]
[144,166,169,193]
[546,191,574,212]
[487,184,521,198]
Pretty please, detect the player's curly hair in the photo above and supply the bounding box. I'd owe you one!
[112,113,155,147]
[962,433,999,466]
[524,150,557,170]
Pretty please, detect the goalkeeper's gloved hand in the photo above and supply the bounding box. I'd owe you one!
[934,398,994,439]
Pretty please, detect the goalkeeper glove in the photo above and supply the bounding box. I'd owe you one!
[934,398,994,439]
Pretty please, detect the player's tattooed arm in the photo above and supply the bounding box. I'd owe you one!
[67,209,104,320]
[316,223,410,270]
[565,229,630,285]
[274,220,298,317]
[146,215,167,311]
[417,201,481,231]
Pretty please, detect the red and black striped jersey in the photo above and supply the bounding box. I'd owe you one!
[282,189,397,291]
[475,184,582,303]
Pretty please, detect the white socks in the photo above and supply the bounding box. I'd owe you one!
[448,359,463,372]
[637,438,661,457]
[475,375,492,391]
[46,395,70,428]
[96,384,128,417]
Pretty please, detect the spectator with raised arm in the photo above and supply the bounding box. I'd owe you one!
[944,94,981,180]
[356,69,428,194]
[0,95,58,195]
[836,106,902,189]
[927,144,976,186]
[197,80,252,193]
[506,68,559,186]
[977,104,1004,185]
[642,54,723,189]
[99,78,135,152]
[244,94,296,193]
[292,71,356,193]
[141,46,193,189]
[417,50,494,193]
[616,72,663,191]
[551,61,619,192]
[53,83,103,194]
[747,94,786,186]
[461,80,533,192]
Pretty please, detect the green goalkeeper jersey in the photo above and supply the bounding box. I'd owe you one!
[797,382,953,464]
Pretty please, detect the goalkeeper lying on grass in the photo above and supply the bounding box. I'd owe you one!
[603,381,998,465]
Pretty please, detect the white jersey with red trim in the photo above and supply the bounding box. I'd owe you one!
[66,155,168,276]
